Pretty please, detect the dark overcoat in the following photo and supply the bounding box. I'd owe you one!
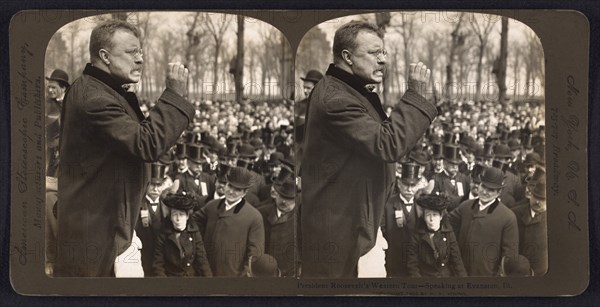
[55,64,194,276]
[406,219,467,277]
[135,197,169,276]
[193,198,265,276]
[381,194,419,277]
[430,171,471,211]
[300,64,437,277]
[512,200,548,275]
[448,198,519,276]
[258,204,298,277]
[152,220,212,277]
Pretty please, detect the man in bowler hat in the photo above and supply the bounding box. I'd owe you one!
[448,166,519,276]
[45,68,70,177]
[193,166,265,276]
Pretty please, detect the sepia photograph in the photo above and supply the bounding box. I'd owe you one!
[43,11,296,278]
[296,12,547,279]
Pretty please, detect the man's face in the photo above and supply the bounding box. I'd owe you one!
[303,80,316,98]
[215,180,226,196]
[224,183,246,203]
[529,194,546,213]
[187,159,203,175]
[177,158,188,171]
[274,192,296,213]
[146,182,164,200]
[398,181,418,200]
[348,31,386,84]
[105,29,143,84]
[470,181,480,197]
[47,80,65,100]
[433,158,444,173]
[478,184,501,203]
[444,162,459,178]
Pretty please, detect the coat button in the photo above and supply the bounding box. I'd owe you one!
[186,263,191,267]
[441,263,445,267]
[443,237,447,242]
[189,237,193,241]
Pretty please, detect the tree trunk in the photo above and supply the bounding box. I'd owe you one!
[496,17,509,104]
[475,44,485,102]
[445,13,464,99]
[235,16,244,103]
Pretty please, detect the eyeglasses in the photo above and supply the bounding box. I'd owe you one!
[368,48,388,59]
[125,48,144,58]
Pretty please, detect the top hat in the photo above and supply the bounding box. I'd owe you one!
[458,135,476,150]
[163,193,195,212]
[175,142,187,160]
[443,143,462,164]
[482,142,495,159]
[249,137,264,150]
[46,69,70,87]
[274,177,296,199]
[226,166,255,189]
[443,133,458,144]
[187,144,207,163]
[400,162,421,185]
[471,164,485,183]
[184,131,201,144]
[409,149,431,166]
[149,162,168,184]
[300,69,323,83]
[479,166,505,189]
[431,142,443,159]
[521,133,533,149]
[415,193,449,212]
[216,164,230,183]
[200,134,217,149]
[225,141,239,158]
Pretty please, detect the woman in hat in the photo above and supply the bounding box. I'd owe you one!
[406,194,467,278]
[153,193,212,277]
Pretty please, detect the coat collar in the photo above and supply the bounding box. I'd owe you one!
[267,205,295,225]
[470,198,501,215]
[82,63,145,121]
[217,198,247,216]
[325,64,388,121]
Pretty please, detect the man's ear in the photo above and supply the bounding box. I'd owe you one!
[99,49,110,65]
[341,50,352,66]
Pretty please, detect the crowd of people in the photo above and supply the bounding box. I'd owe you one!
[44,19,546,279]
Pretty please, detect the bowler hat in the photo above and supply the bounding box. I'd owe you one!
[459,135,476,150]
[409,149,431,166]
[200,134,217,149]
[524,152,542,166]
[46,69,70,87]
[273,158,295,184]
[400,162,420,185]
[248,254,280,277]
[187,144,207,163]
[268,152,284,166]
[508,138,521,150]
[415,193,449,212]
[163,193,195,212]
[274,177,296,199]
[249,137,263,150]
[494,143,513,159]
[479,167,505,189]
[530,179,546,200]
[443,143,462,164]
[500,255,532,277]
[226,166,255,189]
[149,162,168,184]
[526,167,546,185]
[238,143,257,159]
[300,70,323,83]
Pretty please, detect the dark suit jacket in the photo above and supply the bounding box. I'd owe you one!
[258,204,298,277]
[381,194,419,277]
[56,64,194,276]
[512,200,548,275]
[301,64,437,277]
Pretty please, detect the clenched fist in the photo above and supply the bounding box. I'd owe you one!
[166,62,189,97]
[407,62,430,97]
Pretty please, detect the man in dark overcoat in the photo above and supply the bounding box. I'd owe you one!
[448,166,519,276]
[301,21,437,278]
[55,20,194,277]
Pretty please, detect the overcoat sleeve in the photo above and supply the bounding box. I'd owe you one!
[324,88,437,163]
[83,88,194,162]
[193,230,213,277]
[243,212,266,274]
[406,232,422,277]
[501,211,520,263]
[446,231,467,277]
[152,232,168,277]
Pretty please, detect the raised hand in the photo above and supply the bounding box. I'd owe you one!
[165,62,189,97]
[407,62,431,97]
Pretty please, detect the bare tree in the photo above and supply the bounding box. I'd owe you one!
[492,17,509,104]
[469,13,496,101]
[524,30,544,97]
[445,12,466,99]
[235,15,244,103]
[204,13,232,90]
